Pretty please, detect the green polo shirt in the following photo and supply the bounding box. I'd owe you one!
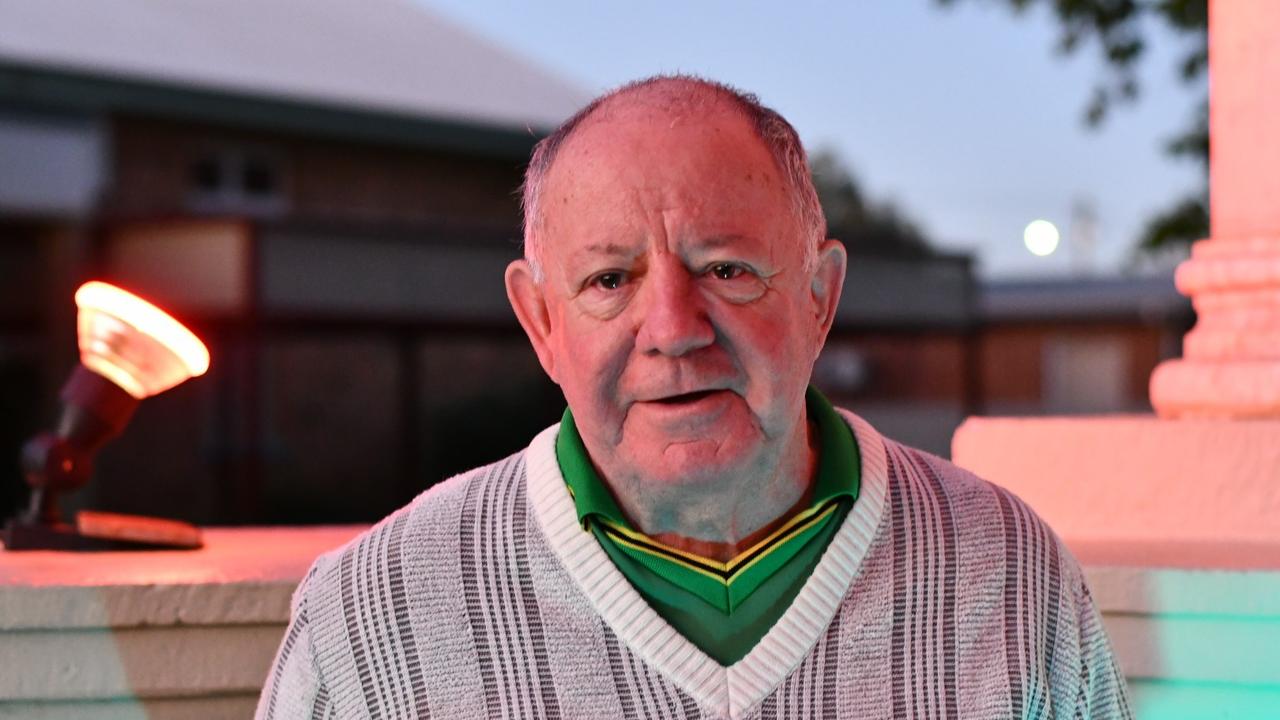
[555,387,860,666]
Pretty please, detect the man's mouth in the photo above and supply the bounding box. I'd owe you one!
[651,389,721,404]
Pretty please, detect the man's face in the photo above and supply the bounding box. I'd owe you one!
[508,104,845,494]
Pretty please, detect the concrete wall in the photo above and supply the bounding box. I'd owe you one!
[0,526,364,719]
[4,526,1274,718]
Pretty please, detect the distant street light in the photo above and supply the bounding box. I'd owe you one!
[1024,219,1060,257]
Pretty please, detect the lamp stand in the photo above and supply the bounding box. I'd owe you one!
[2,366,203,552]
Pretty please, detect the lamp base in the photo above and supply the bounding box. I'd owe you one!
[3,510,203,551]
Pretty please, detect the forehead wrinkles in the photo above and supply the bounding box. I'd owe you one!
[547,108,777,213]
[551,91,766,177]
[540,103,801,279]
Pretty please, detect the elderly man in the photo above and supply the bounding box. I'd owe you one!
[257,76,1131,720]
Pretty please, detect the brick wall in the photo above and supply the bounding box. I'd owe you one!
[104,116,524,233]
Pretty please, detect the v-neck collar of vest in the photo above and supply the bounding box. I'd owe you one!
[525,408,890,720]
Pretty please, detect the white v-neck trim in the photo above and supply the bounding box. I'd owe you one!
[525,409,889,720]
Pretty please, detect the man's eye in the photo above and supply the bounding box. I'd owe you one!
[591,272,625,290]
[709,263,746,280]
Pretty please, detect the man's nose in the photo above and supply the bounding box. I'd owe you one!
[634,262,716,357]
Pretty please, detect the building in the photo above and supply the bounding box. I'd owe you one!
[976,274,1193,416]
[0,0,1008,529]
[0,0,584,524]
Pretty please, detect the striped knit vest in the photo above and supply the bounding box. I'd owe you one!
[257,410,1132,720]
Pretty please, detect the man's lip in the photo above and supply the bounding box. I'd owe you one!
[639,388,731,404]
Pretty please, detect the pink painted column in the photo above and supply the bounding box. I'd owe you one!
[950,5,1280,710]
[1149,0,1280,418]
[952,0,1280,553]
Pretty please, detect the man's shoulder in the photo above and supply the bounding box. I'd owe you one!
[868,436,1127,717]
[877,434,1087,582]
[883,439,1016,511]
[294,448,530,609]
[838,406,1025,526]
[269,447,536,711]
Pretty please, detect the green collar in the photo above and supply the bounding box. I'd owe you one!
[555,387,860,663]
[555,407,628,529]
[555,386,860,532]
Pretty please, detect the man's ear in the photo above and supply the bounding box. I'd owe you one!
[505,259,559,384]
[809,239,848,351]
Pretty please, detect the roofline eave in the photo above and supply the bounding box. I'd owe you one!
[0,61,553,159]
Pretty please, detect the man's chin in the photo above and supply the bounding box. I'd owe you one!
[629,439,755,487]
[612,402,765,485]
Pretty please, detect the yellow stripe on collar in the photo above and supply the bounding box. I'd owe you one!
[594,499,841,584]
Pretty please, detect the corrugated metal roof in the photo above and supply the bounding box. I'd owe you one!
[0,0,587,132]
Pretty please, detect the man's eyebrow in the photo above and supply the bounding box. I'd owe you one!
[689,234,754,251]
[575,235,752,260]
[580,242,637,257]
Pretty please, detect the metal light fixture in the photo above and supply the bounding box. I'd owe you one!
[3,281,210,551]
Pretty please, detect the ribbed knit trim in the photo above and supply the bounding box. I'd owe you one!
[526,408,889,720]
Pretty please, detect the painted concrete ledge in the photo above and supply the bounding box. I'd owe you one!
[955,415,1280,718]
[953,414,1280,552]
[1083,562,1280,716]
[4,520,1280,718]
[0,525,365,720]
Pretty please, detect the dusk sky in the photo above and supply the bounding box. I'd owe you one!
[420,0,1206,279]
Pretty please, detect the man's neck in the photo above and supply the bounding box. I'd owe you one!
[607,419,820,563]
[646,485,814,562]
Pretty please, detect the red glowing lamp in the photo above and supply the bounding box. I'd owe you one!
[3,282,210,551]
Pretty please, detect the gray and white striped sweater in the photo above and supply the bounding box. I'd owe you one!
[257,410,1132,719]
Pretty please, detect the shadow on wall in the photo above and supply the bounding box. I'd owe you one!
[0,359,44,525]
[34,330,566,528]
[255,335,563,525]
[429,379,566,482]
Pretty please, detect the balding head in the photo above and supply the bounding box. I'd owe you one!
[520,75,826,281]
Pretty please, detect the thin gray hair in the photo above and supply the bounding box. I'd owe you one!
[520,74,826,281]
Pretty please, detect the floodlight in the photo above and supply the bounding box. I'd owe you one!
[3,281,209,551]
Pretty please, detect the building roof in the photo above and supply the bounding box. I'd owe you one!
[979,274,1191,323]
[0,0,587,137]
